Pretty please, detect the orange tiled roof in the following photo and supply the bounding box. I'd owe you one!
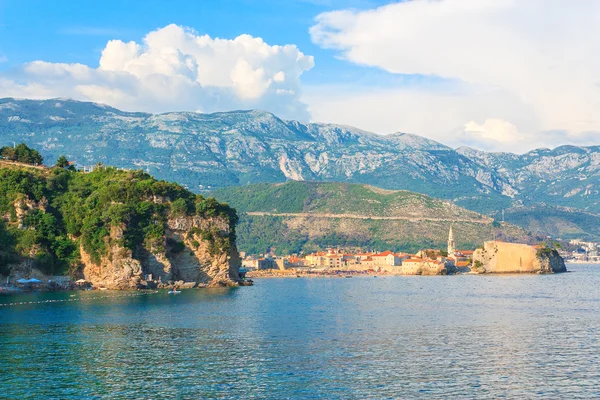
[373,250,395,257]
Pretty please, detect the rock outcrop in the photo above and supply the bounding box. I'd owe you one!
[79,216,241,289]
[79,225,144,289]
[473,241,566,274]
[399,259,454,275]
[167,216,241,287]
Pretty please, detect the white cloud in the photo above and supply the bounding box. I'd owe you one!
[461,119,524,149]
[0,24,314,120]
[303,84,542,152]
[309,0,600,152]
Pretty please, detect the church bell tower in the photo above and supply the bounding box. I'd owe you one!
[448,226,456,258]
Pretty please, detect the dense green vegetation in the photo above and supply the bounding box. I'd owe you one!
[0,160,237,277]
[235,215,443,255]
[55,155,71,168]
[0,143,43,165]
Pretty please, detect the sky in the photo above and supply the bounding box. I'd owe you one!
[1,0,599,153]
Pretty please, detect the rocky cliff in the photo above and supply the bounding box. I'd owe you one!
[0,162,242,287]
[473,241,567,274]
[165,216,241,287]
[77,216,241,289]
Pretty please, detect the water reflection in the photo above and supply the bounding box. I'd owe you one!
[1,265,600,398]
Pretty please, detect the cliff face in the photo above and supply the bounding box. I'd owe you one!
[166,216,241,287]
[473,241,566,274]
[78,216,241,289]
[536,249,568,274]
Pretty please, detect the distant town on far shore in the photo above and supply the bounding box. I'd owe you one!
[242,227,570,277]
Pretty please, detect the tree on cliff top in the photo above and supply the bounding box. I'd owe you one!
[0,143,43,165]
[55,155,69,168]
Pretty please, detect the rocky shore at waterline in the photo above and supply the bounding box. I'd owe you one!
[0,275,253,294]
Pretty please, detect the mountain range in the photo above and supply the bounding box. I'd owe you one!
[1,97,599,240]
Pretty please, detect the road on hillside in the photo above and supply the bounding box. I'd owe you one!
[245,211,493,224]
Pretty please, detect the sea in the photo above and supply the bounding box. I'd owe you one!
[1,263,599,399]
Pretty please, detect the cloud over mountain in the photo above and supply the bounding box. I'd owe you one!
[0,24,315,120]
[309,0,600,152]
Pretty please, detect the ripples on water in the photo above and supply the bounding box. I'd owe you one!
[1,264,600,399]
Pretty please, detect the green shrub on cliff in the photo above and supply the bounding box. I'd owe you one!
[0,168,46,216]
[170,198,189,218]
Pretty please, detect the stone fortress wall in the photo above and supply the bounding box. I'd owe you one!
[473,241,566,274]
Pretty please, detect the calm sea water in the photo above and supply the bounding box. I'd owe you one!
[1,264,600,399]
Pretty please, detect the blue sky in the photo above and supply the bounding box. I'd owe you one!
[0,0,597,152]
[0,0,394,84]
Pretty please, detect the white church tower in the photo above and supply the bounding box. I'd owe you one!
[448,225,456,258]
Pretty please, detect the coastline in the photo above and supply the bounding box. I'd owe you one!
[246,266,575,279]
[246,269,451,278]
[0,280,250,295]
[565,261,600,264]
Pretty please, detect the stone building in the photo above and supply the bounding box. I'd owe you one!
[448,225,456,259]
[473,241,566,273]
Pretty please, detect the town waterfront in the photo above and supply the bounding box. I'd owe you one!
[1,264,599,398]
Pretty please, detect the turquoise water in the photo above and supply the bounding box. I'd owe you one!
[1,264,600,399]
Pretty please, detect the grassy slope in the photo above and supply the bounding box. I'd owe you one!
[213,181,535,255]
[213,181,484,218]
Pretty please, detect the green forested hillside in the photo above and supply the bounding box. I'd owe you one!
[212,181,536,255]
[500,206,600,241]
[0,161,236,277]
[211,181,485,218]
